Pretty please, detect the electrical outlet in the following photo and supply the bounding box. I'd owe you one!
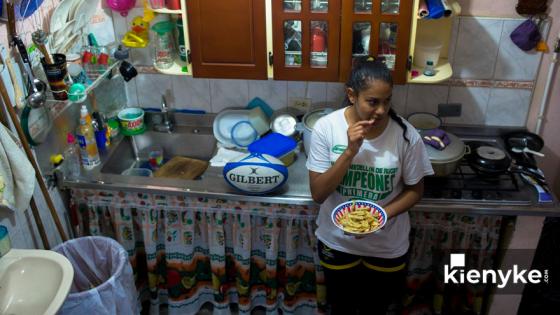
[289,97,312,112]
[438,103,462,117]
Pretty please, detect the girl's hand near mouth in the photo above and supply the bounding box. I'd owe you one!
[345,119,375,157]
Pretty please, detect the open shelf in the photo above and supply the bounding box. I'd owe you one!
[150,7,182,14]
[153,58,189,75]
[416,0,461,19]
[408,58,452,83]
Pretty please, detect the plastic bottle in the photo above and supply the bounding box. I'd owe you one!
[77,105,101,169]
[63,133,81,179]
[423,60,436,76]
[176,16,187,62]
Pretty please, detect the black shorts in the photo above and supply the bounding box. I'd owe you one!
[318,240,407,272]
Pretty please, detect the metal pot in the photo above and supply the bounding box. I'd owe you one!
[424,131,466,177]
[302,108,333,156]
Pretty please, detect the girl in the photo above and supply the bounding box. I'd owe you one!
[306,57,434,315]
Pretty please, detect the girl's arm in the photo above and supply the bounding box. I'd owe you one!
[309,151,354,203]
[383,179,424,218]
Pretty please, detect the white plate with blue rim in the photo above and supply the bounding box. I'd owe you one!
[213,109,259,148]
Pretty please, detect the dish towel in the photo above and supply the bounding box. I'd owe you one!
[0,123,35,212]
[422,128,451,150]
[209,146,245,167]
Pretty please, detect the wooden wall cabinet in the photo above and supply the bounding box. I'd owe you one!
[155,0,456,83]
[186,0,268,79]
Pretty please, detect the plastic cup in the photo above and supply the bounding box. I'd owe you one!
[121,168,152,177]
[41,53,69,100]
[148,146,164,169]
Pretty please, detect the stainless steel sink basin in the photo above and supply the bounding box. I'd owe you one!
[101,125,216,176]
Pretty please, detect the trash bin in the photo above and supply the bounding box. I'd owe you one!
[53,236,138,315]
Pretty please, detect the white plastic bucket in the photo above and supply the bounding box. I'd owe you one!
[414,38,443,68]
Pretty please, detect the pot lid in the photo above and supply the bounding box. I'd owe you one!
[303,108,333,130]
[271,114,297,136]
[425,131,465,163]
[476,146,506,160]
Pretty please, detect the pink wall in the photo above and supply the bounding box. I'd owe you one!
[456,0,519,17]
[456,0,560,198]
[527,1,560,198]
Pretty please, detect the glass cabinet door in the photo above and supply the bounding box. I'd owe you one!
[284,0,301,12]
[381,0,400,14]
[378,22,398,70]
[354,0,372,13]
[341,0,413,83]
[310,0,328,12]
[352,22,371,57]
[310,21,328,68]
[273,0,341,81]
[284,20,302,67]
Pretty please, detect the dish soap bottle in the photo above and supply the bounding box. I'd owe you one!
[423,60,436,76]
[77,105,100,169]
[63,133,81,179]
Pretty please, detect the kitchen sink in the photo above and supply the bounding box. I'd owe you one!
[101,126,216,176]
[0,249,74,315]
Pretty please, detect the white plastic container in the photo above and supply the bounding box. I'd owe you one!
[248,107,270,135]
[414,38,443,68]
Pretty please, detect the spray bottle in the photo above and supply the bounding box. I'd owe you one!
[77,105,101,169]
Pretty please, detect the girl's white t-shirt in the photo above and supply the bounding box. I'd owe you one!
[306,108,434,258]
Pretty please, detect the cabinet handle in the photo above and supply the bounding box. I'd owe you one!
[268,52,273,66]
[187,50,192,64]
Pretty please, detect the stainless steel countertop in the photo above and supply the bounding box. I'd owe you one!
[64,128,560,217]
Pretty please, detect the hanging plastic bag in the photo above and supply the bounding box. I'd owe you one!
[510,18,541,51]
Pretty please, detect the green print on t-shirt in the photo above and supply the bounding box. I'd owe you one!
[336,164,397,201]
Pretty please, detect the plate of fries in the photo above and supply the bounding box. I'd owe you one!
[331,200,387,236]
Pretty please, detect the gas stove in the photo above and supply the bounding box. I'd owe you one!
[422,137,534,206]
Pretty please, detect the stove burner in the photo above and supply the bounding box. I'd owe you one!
[424,138,532,205]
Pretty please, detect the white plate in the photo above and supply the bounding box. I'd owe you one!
[213,109,258,148]
[67,0,82,21]
[73,0,100,33]
[49,0,75,33]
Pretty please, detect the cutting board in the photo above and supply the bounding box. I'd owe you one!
[153,156,209,180]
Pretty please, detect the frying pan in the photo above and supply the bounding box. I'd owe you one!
[504,131,544,168]
[504,131,544,152]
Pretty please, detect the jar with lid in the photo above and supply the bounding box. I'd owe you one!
[151,20,175,69]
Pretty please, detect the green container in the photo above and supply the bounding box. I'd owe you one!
[176,17,187,62]
[117,108,145,136]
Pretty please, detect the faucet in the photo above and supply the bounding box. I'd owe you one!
[153,95,174,133]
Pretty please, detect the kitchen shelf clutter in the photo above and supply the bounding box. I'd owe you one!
[151,0,190,75]
[154,58,188,75]
[408,0,461,83]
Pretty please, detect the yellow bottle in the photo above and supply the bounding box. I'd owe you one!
[77,105,100,169]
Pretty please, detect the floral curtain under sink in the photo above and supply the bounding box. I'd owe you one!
[71,189,324,315]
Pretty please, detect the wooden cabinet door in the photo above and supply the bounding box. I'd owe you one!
[339,0,413,84]
[186,0,267,79]
[272,0,341,81]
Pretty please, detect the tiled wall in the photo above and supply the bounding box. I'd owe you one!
[114,8,545,127]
